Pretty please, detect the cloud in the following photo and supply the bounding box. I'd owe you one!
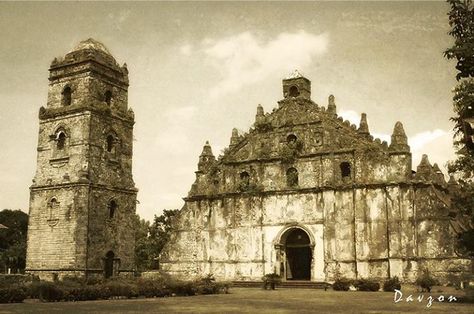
[202,31,329,98]
[410,130,455,172]
[180,44,192,56]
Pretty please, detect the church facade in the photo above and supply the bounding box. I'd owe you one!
[160,72,471,283]
[25,39,137,280]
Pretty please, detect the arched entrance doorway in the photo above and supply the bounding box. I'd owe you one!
[275,227,313,281]
[104,251,115,278]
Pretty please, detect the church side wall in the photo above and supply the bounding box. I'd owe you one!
[161,184,470,283]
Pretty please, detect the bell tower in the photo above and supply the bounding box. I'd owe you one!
[282,70,311,99]
[26,39,137,280]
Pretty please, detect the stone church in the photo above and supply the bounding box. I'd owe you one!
[25,39,137,280]
[25,39,470,283]
[160,71,471,283]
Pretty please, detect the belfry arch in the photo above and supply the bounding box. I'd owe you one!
[274,225,314,281]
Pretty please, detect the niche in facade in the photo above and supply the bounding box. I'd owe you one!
[340,162,351,180]
[108,200,117,219]
[105,90,112,106]
[286,167,299,187]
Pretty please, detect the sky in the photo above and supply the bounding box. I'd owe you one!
[0,1,459,222]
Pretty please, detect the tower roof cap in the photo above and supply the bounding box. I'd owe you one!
[285,69,305,80]
[70,38,112,55]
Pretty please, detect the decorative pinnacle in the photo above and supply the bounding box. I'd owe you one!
[327,95,336,115]
[230,128,239,146]
[415,154,434,180]
[200,141,214,157]
[389,121,410,152]
[358,113,370,135]
[256,104,264,116]
[419,154,431,166]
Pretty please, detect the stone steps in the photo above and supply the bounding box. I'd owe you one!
[232,280,331,289]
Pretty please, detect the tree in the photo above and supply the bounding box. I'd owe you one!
[0,209,28,273]
[133,209,179,271]
[134,214,151,271]
[445,0,474,258]
[148,209,179,265]
[445,0,474,81]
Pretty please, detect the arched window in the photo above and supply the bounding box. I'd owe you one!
[340,162,351,178]
[57,131,66,150]
[105,90,112,106]
[62,86,72,106]
[106,135,115,153]
[286,167,299,187]
[289,86,300,97]
[108,200,117,219]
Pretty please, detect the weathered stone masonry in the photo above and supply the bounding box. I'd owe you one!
[26,39,137,280]
[160,71,471,283]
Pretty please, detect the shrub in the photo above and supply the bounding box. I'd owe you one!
[136,278,170,297]
[103,279,138,298]
[36,281,65,302]
[0,285,27,303]
[332,277,352,291]
[167,280,196,296]
[416,270,439,293]
[193,274,230,295]
[0,274,35,288]
[383,276,401,292]
[262,273,281,290]
[354,278,380,291]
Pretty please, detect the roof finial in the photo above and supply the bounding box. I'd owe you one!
[230,128,239,148]
[389,121,410,152]
[327,95,336,116]
[358,113,370,136]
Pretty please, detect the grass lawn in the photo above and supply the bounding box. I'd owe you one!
[0,287,472,313]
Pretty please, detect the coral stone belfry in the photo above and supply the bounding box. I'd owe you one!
[160,71,471,284]
[25,39,138,280]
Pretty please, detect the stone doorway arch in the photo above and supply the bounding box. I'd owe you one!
[274,225,314,281]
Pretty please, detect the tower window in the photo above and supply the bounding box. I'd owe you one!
[289,86,300,97]
[57,131,66,150]
[340,162,351,178]
[106,135,114,153]
[287,134,297,144]
[286,167,299,187]
[105,91,112,106]
[62,86,72,106]
[108,200,117,219]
